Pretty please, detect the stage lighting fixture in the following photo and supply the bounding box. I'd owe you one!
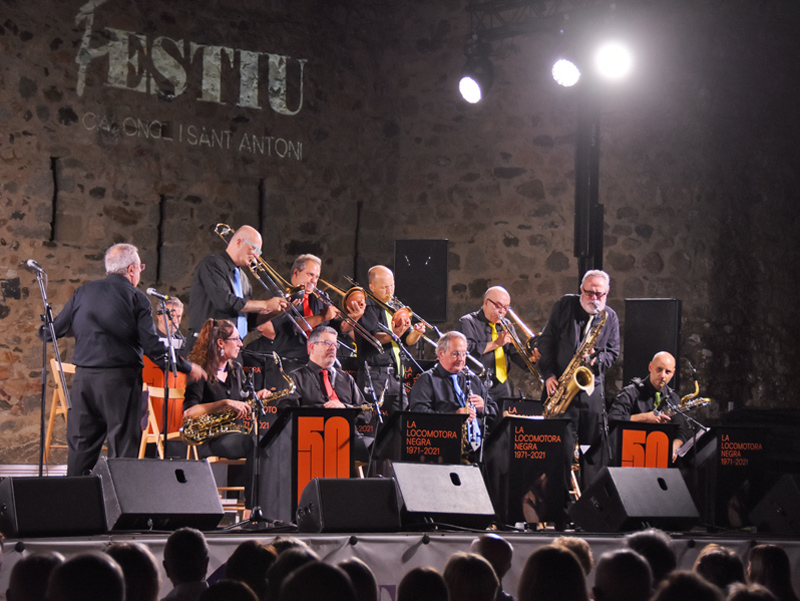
[594,41,633,81]
[552,58,581,87]
[459,55,494,104]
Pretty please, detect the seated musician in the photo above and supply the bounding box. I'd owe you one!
[608,351,691,460]
[278,326,367,410]
[184,319,272,460]
[408,331,498,444]
[154,297,187,358]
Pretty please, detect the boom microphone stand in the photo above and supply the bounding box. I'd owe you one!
[157,299,179,457]
[30,260,71,476]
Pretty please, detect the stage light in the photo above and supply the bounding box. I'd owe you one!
[552,58,581,87]
[594,41,633,81]
[459,55,494,103]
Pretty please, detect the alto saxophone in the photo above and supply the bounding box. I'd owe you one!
[543,311,607,417]
[180,353,296,445]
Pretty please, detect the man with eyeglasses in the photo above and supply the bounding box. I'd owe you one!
[40,243,206,476]
[408,331,498,438]
[459,286,540,401]
[188,225,289,352]
[537,269,620,491]
[278,326,367,410]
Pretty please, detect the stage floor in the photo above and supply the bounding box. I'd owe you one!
[2,528,800,601]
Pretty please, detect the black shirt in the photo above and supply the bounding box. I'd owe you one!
[279,361,366,409]
[459,309,528,382]
[609,377,692,442]
[188,252,253,336]
[408,362,498,419]
[184,361,249,410]
[353,299,414,371]
[42,274,191,372]
[272,292,327,360]
[536,294,620,387]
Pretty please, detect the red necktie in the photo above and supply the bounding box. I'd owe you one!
[321,369,340,402]
[303,294,312,317]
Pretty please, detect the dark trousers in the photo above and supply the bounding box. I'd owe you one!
[67,366,143,476]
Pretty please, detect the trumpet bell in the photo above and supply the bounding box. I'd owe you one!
[342,287,366,311]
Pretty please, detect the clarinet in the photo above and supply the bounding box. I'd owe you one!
[463,372,478,447]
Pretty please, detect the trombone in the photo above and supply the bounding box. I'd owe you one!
[497,308,543,383]
[342,275,487,377]
[213,224,311,339]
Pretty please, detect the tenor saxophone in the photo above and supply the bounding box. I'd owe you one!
[180,354,296,445]
[542,311,607,417]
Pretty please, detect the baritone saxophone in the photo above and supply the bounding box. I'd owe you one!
[542,311,607,417]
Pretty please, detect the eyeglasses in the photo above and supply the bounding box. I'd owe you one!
[224,337,243,343]
[486,298,510,312]
[312,340,337,348]
[581,288,607,299]
[242,239,262,257]
[448,351,468,359]
[131,263,146,272]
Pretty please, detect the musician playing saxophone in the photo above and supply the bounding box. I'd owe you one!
[184,319,274,462]
[537,270,620,491]
[609,351,691,460]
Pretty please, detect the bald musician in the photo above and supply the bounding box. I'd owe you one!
[188,225,288,350]
[459,285,540,401]
[345,265,425,412]
[609,351,691,459]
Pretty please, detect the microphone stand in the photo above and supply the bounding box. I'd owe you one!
[376,322,421,414]
[33,266,70,476]
[158,300,179,457]
[235,371,271,530]
[363,361,384,425]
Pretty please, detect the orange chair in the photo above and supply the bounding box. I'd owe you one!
[139,385,187,459]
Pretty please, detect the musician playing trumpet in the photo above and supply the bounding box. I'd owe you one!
[345,265,425,412]
[265,254,341,368]
[459,286,540,401]
[609,351,691,460]
[188,225,289,352]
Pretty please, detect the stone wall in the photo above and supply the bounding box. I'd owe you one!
[1,0,798,463]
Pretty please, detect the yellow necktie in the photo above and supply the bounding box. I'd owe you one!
[385,310,402,371]
[491,323,507,383]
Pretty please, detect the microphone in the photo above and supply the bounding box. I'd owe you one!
[146,288,173,301]
[26,259,46,274]
[686,359,699,381]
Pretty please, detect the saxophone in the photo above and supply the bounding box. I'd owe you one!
[180,353,296,445]
[654,377,710,416]
[543,311,607,417]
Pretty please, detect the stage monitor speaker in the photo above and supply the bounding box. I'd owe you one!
[296,478,401,533]
[623,298,681,392]
[748,474,800,535]
[394,239,448,322]
[93,457,223,531]
[390,462,496,530]
[569,467,699,532]
[0,476,107,538]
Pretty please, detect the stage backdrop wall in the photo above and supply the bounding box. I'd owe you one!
[1,0,799,463]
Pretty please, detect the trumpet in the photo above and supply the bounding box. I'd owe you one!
[312,281,384,352]
[214,223,311,338]
[343,275,487,377]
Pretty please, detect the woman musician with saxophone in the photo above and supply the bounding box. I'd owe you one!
[537,270,620,497]
[183,319,275,504]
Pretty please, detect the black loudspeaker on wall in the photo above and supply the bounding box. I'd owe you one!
[569,467,699,532]
[93,457,224,531]
[748,474,800,535]
[0,476,107,537]
[296,478,401,533]
[623,298,681,392]
[394,239,448,323]
[390,462,496,530]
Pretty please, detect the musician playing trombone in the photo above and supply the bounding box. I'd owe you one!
[263,254,341,368]
[188,225,289,352]
[345,265,425,412]
[459,286,540,401]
